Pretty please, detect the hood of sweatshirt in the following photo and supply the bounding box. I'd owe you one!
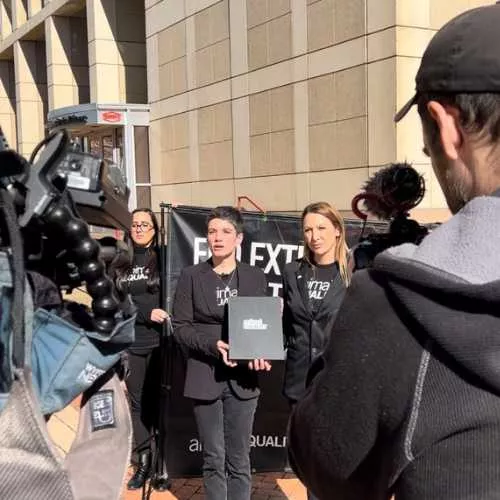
[372,195,500,395]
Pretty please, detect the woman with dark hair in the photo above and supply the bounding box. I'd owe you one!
[112,208,168,490]
[172,206,271,500]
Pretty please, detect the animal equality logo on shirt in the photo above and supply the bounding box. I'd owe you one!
[127,265,149,282]
[307,279,331,300]
[216,286,237,306]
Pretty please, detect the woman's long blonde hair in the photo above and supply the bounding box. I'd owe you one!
[302,201,350,286]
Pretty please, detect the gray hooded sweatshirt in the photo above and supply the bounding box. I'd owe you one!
[288,195,500,500]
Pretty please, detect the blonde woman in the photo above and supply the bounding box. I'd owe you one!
[282,202,350,404]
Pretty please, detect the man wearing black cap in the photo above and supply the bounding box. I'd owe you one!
[288,3,500,499]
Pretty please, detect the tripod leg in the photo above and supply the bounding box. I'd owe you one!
[146,343,172,495]
[150,454,171,492]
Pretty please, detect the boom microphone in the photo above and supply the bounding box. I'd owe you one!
[360,162,425,220]
[350,162,429,270]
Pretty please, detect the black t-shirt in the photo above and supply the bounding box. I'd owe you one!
[209,268,239,348]
[126,246,161,352]
[307,262,339,314]
[213,269,239,309]
[126,249,149,296]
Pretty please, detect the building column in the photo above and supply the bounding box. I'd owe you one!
[0,60,16,148]
[86,0,146,103]
[12,0,27,29]
[27,0,42,17]
[291,0,310,177]
[0,1,13,39]
[45,15,89,110]
[14,40,47,157]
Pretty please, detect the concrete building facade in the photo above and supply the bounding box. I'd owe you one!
[0,0,150,210]
[0,0,492,223]
[146,0,490,222]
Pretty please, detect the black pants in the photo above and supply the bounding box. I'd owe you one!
[126,347,161,460]
[192,384,258,500]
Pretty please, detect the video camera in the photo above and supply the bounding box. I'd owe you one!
[0,128,137,500]
[350,162,430,270]
[0,127,132,333]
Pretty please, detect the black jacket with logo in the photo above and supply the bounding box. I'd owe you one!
[172,260,268,400]
[282,259,346,402]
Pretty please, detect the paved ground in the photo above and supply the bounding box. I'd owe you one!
[47,398,307,500]
[122,472,306,500]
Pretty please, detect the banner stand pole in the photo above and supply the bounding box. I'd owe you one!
[143,203,174,499]
[163,203,174,314]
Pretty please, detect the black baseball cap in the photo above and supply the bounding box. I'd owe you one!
[395,2,500,122]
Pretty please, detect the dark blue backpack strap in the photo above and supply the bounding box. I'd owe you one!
[0,188,31,370]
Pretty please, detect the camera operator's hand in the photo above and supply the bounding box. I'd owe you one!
[150,308,169,323]
[248,359,272,371]
[216,340,238,367]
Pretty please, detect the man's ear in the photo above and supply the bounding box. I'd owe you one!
[427,101,462,160]
[236,232,243,246]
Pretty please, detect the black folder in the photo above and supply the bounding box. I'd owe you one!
[227,296,285,360]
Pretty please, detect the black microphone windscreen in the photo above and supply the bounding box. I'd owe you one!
[362,163,425,220]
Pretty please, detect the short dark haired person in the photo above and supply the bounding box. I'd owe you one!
[288,4,500,500]
[172,206,271,500]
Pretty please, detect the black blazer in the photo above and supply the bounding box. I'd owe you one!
[282,259,346,401]
[172,260,268,400]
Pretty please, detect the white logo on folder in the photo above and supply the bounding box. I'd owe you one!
[242,318,268,330]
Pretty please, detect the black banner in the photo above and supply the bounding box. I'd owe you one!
[162,205,384,476]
